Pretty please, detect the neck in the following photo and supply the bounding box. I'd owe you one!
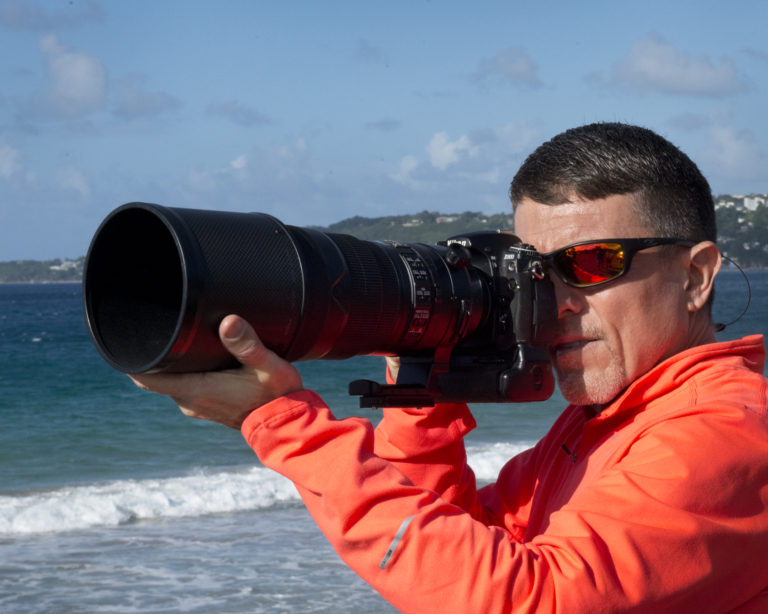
[688,313,718,349]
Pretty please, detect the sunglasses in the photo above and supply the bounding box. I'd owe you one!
[540,237,696,288]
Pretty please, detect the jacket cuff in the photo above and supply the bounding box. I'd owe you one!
[240,389,324,440]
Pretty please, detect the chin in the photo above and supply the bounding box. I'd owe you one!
[556,366,627,406]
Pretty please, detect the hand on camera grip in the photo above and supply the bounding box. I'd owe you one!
[130,315,304,429]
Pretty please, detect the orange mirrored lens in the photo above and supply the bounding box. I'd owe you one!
[555,242,625,286]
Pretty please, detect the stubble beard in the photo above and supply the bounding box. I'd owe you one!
[553,341,628,407]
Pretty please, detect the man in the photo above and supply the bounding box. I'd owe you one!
[133,123,768,612]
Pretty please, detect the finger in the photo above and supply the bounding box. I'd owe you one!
[218,315,273,370]
[219,315,304,398]
[129,372,199,398]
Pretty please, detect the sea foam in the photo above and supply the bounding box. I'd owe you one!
[467,441,534,481]
[0,467,297,536]
[0,441,533,536]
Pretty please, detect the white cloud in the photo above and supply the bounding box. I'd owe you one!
[700,124,768,181]
[230,154,247,170]
[179,121,539,229]
[114,74,181,119]
[186,167,217,192]
[56,165,91,199]
[277,137,308,160]
[611,34,747,97]
[185,139,311,197]
[391,122,539,193]
[472,47,541,87]
[179,138,370,226]
[0,138,22,179]
[39,34,107,117]
[427,132,476,170]
[497,121,539,154]
[390,154,419,184]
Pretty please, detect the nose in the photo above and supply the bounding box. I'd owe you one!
[552,275,585,319]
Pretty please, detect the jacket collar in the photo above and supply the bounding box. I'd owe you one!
[585,335,766,422]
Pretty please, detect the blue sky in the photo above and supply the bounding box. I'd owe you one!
[1,0,766,260]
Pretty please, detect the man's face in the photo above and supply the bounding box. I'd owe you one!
[514,194,693,406]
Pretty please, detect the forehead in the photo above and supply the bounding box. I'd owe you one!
[513,194,653,253]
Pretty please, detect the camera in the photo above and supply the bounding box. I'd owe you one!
[83,203,556,407]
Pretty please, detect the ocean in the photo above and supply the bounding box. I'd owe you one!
[1,270,766,613]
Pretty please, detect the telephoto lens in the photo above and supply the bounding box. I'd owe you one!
[83,203,489,374]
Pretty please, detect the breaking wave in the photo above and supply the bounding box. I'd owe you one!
[0,441,533,536]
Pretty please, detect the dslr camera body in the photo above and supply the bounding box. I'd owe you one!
[84,203,556,407]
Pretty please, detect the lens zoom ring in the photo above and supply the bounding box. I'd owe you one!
[328,233,402,346]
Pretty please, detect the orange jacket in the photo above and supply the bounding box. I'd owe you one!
[242,335,768,613]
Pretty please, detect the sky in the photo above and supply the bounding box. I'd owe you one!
[1,0,767,260]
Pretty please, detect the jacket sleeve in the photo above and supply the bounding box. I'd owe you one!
[372,400,543,533]
[368,363,532,522]
[242,390,768,614]
[242,390,539,613]
[370,401,483,516]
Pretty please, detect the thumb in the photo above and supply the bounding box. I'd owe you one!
[219,315,273,369]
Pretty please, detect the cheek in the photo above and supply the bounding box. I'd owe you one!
[607,282,689,374]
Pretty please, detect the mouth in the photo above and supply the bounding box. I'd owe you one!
[552,338,596,356]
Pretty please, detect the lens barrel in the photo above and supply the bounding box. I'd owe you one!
[83,203,489,373]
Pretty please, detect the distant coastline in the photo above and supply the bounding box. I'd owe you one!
[3,195,767,283]
[0,258,84,284]
[0,279,83,285]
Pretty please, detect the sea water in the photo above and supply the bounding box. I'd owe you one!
[0,271,765,613]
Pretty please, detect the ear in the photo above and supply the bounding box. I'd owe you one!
[685,241,721,313]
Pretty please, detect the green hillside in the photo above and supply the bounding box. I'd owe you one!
[319,210,514,243]
[2,194,766,283]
